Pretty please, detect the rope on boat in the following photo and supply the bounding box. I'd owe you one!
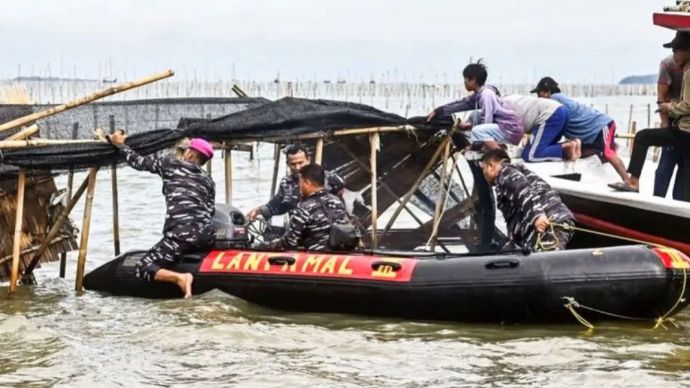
[544,223,689,330]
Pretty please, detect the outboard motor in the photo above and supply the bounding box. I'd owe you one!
[212,204,250,249]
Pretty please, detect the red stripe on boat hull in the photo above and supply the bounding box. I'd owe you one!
[574,212,690,255]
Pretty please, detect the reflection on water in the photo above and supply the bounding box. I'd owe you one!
[2,98,690,386]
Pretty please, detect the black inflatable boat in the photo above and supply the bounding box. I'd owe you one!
[84,243,690,324]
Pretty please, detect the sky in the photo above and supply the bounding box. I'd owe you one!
[0,0,677,84]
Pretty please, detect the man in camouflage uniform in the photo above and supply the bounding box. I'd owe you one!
[109,133,216,298]
[247,144,345,221]
[480,149,575,251]
[259,164,356,251]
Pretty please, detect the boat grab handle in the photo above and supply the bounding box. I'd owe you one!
[371,261,402,271]
[268,256,297,266]
[485,259,520,269]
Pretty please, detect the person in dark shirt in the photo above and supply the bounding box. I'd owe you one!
[259,164,355,251]
[480,149,575,251]
[109,132,216,298]
[247,144,345,221]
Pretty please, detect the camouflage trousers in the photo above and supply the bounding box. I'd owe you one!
[135,237,194,282]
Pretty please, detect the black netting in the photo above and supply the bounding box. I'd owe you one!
[0,97,453,174]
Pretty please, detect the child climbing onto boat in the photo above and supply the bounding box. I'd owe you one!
[480,149,575,251]
[501,95,581,162]
[108,132,216,298]
[531,76,629,183]
[427,61,524,150]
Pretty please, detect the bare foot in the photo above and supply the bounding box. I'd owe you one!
[177,273,193,299]
[573,138,582,160]
[562,141,576,160]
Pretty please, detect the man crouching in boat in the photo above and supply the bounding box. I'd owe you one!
[255,164,358,251]
[246,144,345,222]
[480,149,575,251]
[109,132,216,298]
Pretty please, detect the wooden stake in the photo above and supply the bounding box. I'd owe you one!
[0,69,174,133]
[224,145,233,204]
[315,138,324,164]
[270,143,281,198]
[75,169,98,292]
[6,124,39,141]
[629,121,638,152]
[382,137,449,236]
[429,140,451,251]
[369,133,379,248]
[22,170,96,282]
[110,115,121,256]
[9,171,26,294]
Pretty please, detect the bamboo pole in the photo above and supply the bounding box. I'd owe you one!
[22,170,96,283]
[429,140,451,251]
[369,133,379,248]
[0,138,106,149]
[110,116,121,256]
[382,137,449,236]
[9,171,26,294]
[258,125,414,143]
[0,69,175,133]
[206,156,213,176]
[6,124,39,141]
[75,169,98,292]
[270,143,281,198]
[315,138,324,165]
[224,144,233,204]
[61,123,79,278]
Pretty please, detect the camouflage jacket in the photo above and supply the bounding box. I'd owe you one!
[495,163,574,248]
[120,146,216,243]
[259,170,345,219]
[272,189,351,251]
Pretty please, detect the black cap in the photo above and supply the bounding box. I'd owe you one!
[530,76,561,94]
[663,31,690,50]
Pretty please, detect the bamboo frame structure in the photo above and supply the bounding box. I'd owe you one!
[75,169,98,292]
[369,133,379,247]
[335,143,426,228]
[429,140,451,251]
[0,69,175,134]
[382,136,450,236]
[9,171,26,294]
